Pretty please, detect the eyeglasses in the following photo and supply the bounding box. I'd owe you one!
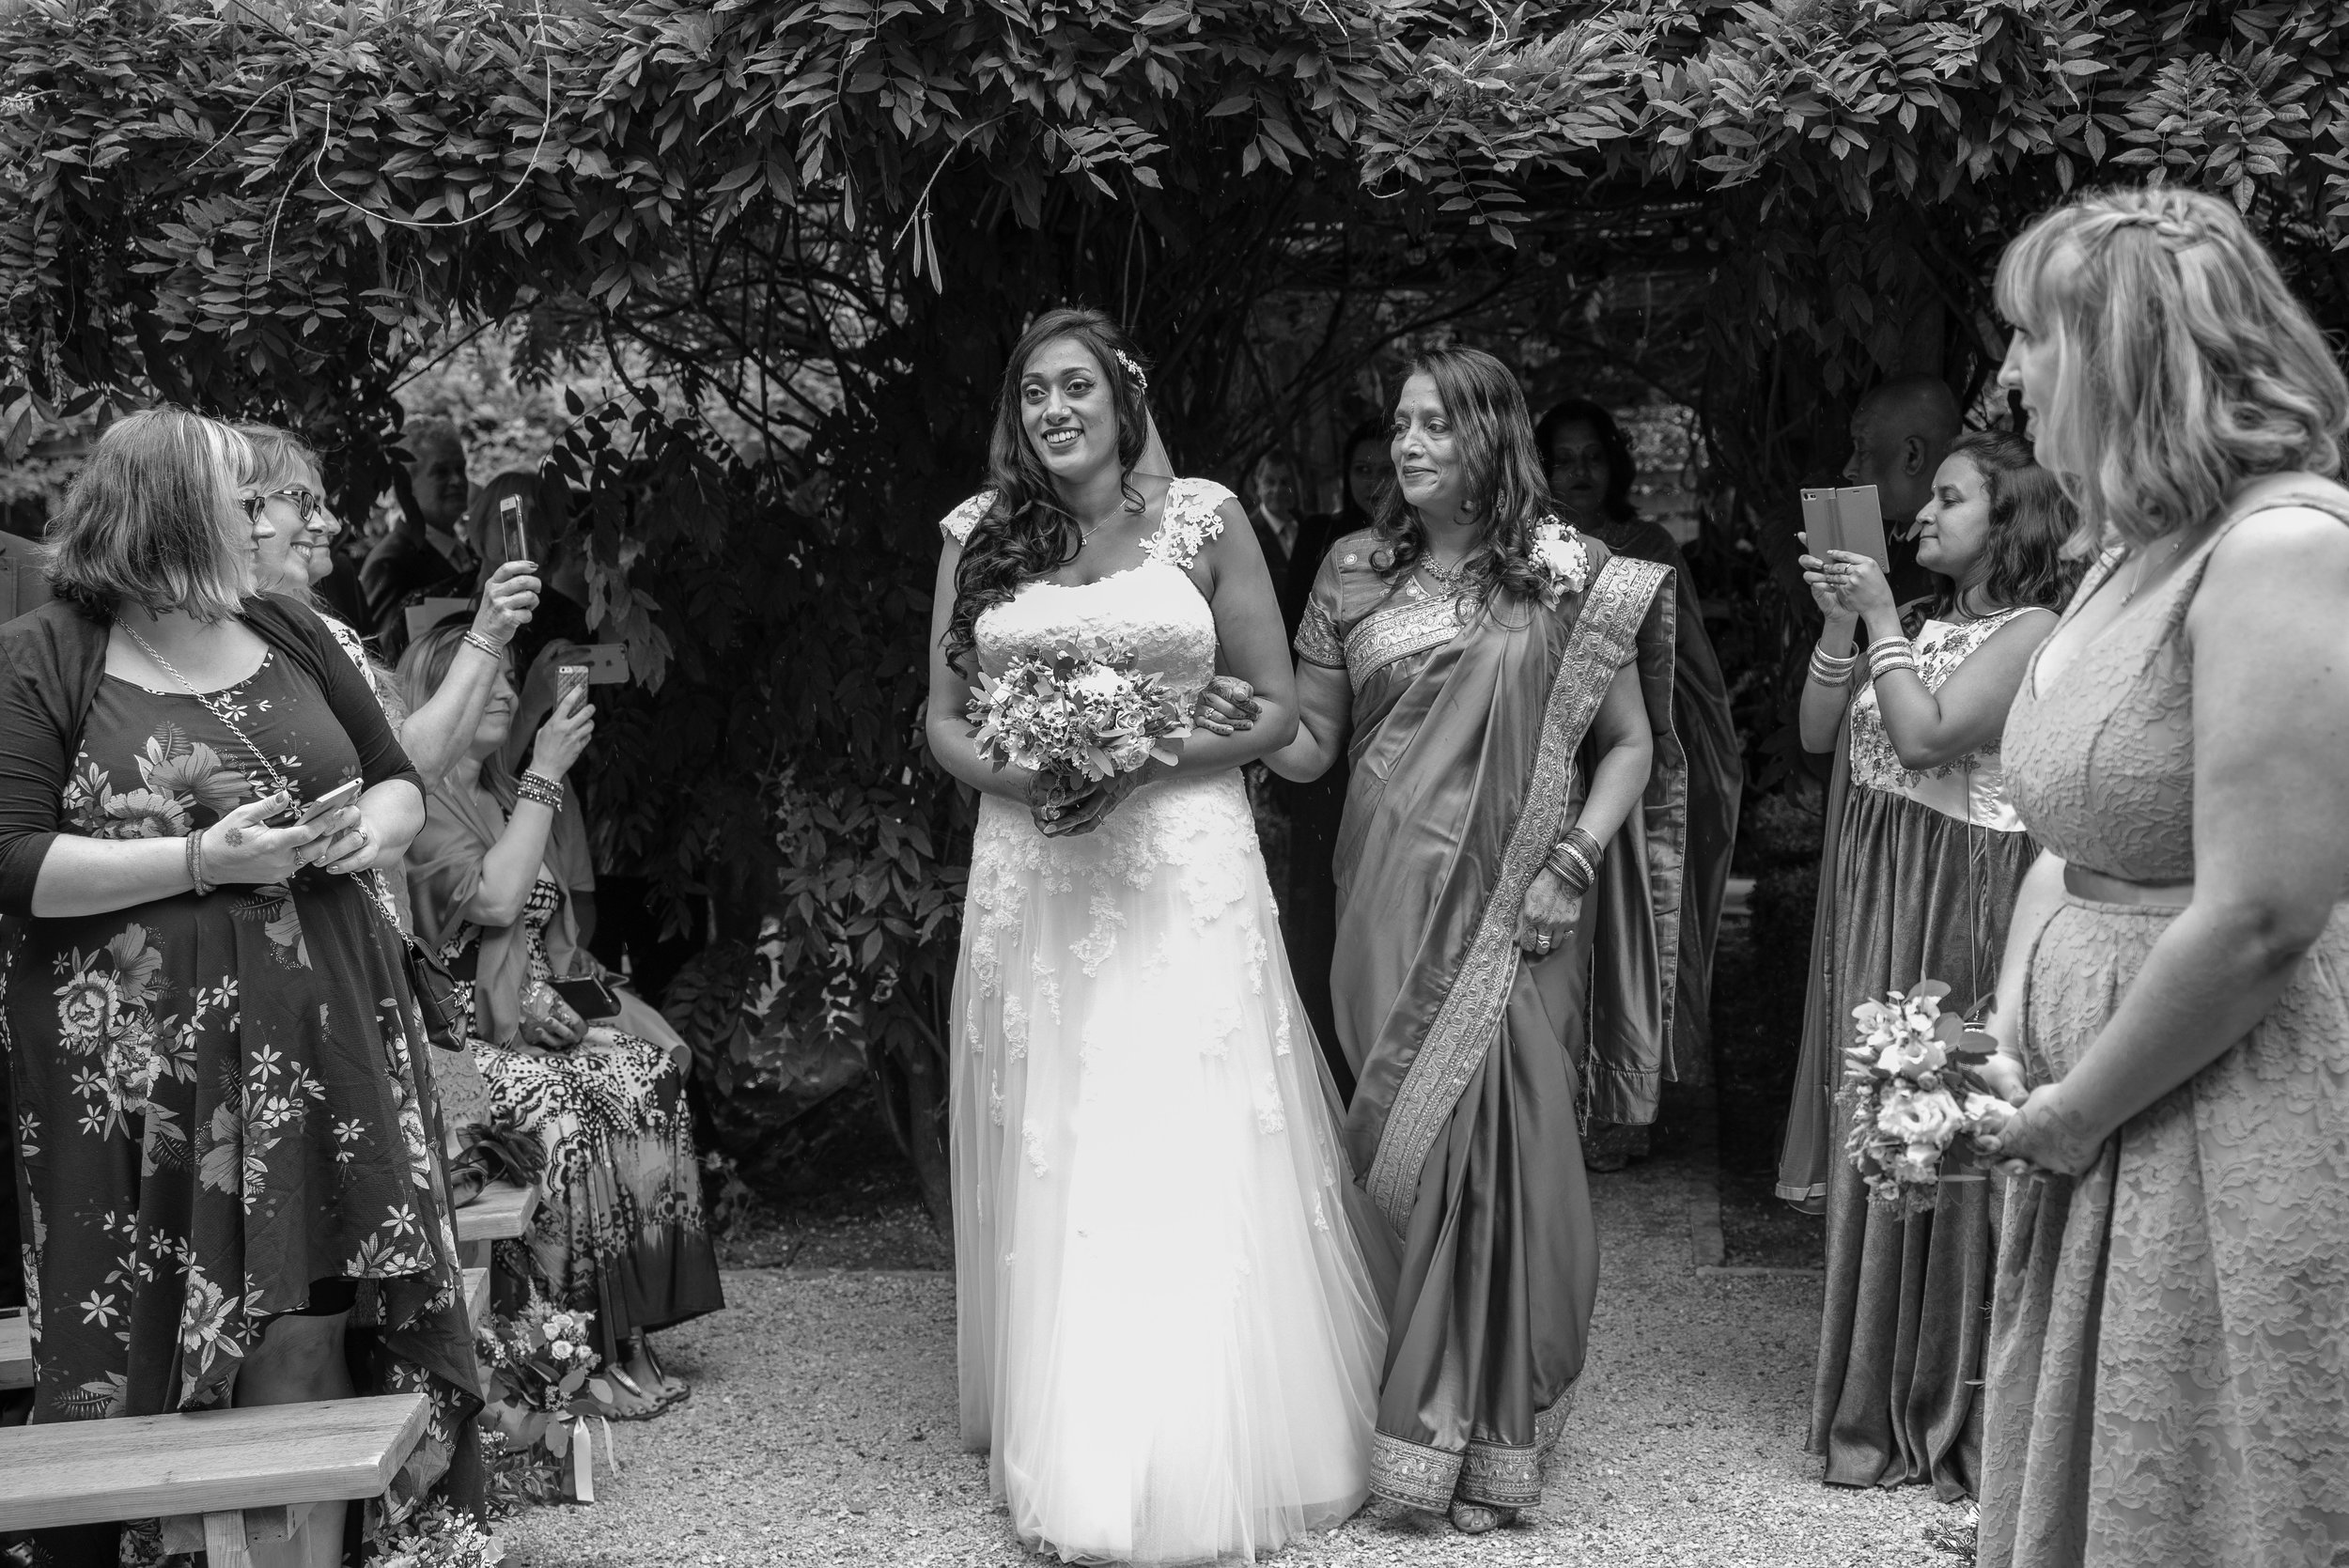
[241,488,330,525]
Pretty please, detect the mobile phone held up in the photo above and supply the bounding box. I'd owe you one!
[499,493,528,566]
[264,777,363,830]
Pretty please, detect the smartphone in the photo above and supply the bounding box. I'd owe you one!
[580,642,629,685]
[556,663,591,707]
[549,976,621,1023]
[1799,485,1891,573]
[296,778,365,826]
[498,493,527,565]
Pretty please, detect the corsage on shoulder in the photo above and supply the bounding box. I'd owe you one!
[1528,517,1590,608]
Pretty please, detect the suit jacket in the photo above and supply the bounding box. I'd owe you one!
[0,531,50,627]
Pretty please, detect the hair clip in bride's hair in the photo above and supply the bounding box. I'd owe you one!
[1113,349,1149,393]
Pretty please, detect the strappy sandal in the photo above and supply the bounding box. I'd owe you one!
[595,1363,677,1421]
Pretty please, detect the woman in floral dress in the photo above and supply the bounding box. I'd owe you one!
[0,410,477,1568]
[398,622,722,1419]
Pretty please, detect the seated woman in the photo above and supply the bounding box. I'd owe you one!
[0,410,474,1568]
[397,621,723,1419]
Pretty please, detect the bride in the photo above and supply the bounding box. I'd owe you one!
[924,307,1387,1563]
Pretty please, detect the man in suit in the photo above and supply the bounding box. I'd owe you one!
[1843,375,1963,605]
[362,415,474,652]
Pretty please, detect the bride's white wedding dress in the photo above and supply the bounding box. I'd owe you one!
[942,478,1385,1565]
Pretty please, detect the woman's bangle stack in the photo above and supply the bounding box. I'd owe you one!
[1807,644,1859,686]
[516,771,564,810]
[185,826,212,896]
[461,629,507,660]
[1868,634,1920,679]
[1546,825,1604,897]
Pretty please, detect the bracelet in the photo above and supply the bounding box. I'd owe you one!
[515,771,565,809]
[1807,645,1859,686]
[185,827,211,896]
[1547,824,1604,895]
[461,629,507,660]
[1867,634,1919,678]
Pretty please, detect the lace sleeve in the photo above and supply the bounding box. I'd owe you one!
[940,490,999,547]
[1143,479,1233,572]
[1295,550,1347,669]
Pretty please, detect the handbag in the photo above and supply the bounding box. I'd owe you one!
[402,936,465,1052]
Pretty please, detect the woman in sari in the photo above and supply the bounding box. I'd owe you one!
[1536,397,1739,1167]
[1248,348,1684,1530]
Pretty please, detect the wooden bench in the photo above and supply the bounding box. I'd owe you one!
[0,1311,27,1393]
[453,1178,537,1269]
[0,1392,430,1566]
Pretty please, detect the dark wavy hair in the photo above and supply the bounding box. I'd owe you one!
[1930,429,2080,618]
[942,308,1153,672]
[1370,347,1560,607]
[1532,397,1637,524]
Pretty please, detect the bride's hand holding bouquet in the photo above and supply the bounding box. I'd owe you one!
[966,634,1190,838]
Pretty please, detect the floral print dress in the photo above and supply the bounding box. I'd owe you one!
[3,648,479,1533]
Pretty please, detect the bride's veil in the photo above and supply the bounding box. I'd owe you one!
[1137,411,1174,481]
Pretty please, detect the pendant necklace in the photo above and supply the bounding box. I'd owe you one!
[1420,548,1477,592]
[2118,534,2188,606]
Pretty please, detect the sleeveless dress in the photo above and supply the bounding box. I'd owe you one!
[1795,611,2044,1500]
[942,479,1385,1565]
[1983,482,2349,1567]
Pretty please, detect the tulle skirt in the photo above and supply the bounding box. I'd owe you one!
[951,773,1386,1564]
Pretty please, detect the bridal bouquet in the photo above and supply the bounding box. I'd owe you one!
[966,635,1190,789]
[1841,981,2011,1212]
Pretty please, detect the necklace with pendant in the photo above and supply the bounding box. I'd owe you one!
[1420,549,1477,591]
[2118,534,2188,605]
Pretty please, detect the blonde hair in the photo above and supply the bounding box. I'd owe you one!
[44,408,255,621]
[231,422,323,497]
[1996,184,2349,551]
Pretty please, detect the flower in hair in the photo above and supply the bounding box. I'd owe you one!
[1112,349,1149,392]
[1527,517,1589,608]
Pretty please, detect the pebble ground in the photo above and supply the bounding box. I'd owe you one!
[501,1150,1969,1567]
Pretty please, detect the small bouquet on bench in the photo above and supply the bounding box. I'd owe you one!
[476,1296,610,1502]
[966,634,1189,795]
[1840,980,2013,1214]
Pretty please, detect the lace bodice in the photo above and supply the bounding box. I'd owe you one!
[2006,481,2349,880]
[944,478,1233,707]
[1847,611,2030,830]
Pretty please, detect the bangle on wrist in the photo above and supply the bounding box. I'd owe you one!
[461,629,507,660]
[186,827,212,896]
[515,770,565,810]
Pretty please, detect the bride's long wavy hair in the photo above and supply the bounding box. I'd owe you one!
[942,308,1154,673]
[1371,346,1561,609]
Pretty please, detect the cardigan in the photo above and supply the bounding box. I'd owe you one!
[0,596,423,916]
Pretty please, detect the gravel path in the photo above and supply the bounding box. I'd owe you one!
[501,1152,1968,1567]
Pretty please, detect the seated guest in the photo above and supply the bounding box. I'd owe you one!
[398,624,723,1419]
[1789,430,2075,1498]
[1537,397,1744,1168]
[0,410,476,1568]
[364,415,475,656]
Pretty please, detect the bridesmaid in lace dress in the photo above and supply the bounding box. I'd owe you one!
[1975,186,2349,1567]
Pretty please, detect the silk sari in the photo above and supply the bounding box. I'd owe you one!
[1296,531,1685,1510]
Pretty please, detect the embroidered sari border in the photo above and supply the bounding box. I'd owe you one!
[1362,557,1671,1230]
[1345,593,1465,697]
[1367,1378,1582,1510]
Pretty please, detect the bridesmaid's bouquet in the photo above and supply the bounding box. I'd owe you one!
[966,635,1190,789]
[1841,981,2011,1212]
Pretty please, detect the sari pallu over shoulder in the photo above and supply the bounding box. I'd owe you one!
[1335,553,1687,1231]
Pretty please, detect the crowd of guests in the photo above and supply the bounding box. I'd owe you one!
[0,412,723,1565]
